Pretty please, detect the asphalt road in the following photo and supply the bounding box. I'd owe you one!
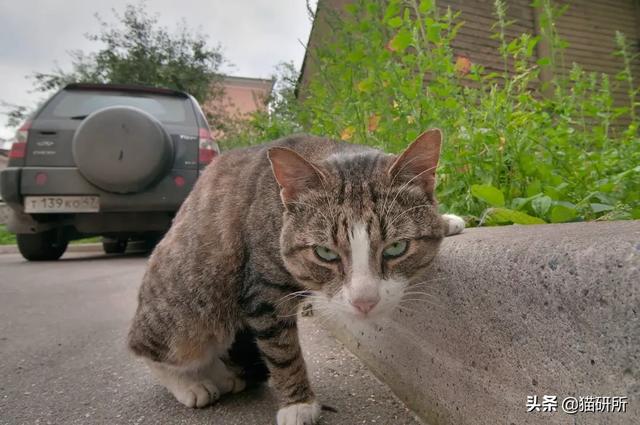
[0,251,422,425]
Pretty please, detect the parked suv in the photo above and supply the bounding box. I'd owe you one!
[0,83,219,261]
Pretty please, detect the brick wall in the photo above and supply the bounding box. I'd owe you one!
[301,0,640,107]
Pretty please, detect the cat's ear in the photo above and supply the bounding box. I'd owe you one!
[388,128,442,193]
[268,147,326,204]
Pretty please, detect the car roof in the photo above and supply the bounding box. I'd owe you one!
[64,83,190,99]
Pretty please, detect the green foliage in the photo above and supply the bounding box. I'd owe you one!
[299,0,640,225]
[471,185,505,207]
[218,62,304,149]
[0,102,30,128]
[483,208,546,225]
[4,2,224,126]
[35,3,223,101]
[0,225,17,245]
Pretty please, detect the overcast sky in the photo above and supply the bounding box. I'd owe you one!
[0,0,317,139]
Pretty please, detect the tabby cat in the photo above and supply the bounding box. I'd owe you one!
[127,129,464,425]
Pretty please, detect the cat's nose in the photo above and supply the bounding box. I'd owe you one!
[350,298,379,315]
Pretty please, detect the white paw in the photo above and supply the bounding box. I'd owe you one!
[171,380,220,408]
[276,401,321,425]
[442,213,465,236]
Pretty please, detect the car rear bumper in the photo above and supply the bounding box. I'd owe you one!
[0,167,21,207]
[1,167,196,213]
[6,208,175,235]
[1,167,196,234]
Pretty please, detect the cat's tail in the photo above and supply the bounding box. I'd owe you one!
[442,214,465,236]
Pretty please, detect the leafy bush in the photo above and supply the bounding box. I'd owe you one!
[299,0,639,225]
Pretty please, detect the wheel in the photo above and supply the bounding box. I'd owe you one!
[17,230,68,261]
[103,238,128,254]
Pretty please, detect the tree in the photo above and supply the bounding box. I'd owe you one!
[4,2,224,126]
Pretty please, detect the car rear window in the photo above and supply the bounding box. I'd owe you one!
[40,90,196,126]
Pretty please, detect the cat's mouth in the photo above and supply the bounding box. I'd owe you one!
[311,282,404,322]
[341,299,399,322]
[350,308,380,319]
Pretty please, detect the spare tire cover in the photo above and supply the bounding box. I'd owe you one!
[72,106,174,194]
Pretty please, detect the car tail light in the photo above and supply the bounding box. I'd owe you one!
[8,120,31,159]
[198,128,219,166]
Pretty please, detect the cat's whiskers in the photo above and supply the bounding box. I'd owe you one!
[396,304,430,315]
[403,288,442,300]
[405,282,441,288]
[306,304,340,320]
[400,299,442,310]
[274,290,312,307]
[399,296,443,310]
[276,294,330,318]
[314,288,352,316]
[312,305,346,329]
[404,286,441,298]
[407,277,447,289]
[402,290,440,299]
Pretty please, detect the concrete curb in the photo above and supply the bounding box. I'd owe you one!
[327,221,640,425]
[0,202,10,225]
[0,243,103,255]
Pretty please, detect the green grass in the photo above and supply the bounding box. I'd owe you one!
[71,236,101,245]
[0,225,100,245]
[0,225,16,245]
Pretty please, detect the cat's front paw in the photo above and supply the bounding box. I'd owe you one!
[442,213,465,236]
[171,380,220,408]
[276,401,321,425]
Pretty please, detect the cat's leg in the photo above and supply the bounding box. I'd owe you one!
[145,359,221,408]
[144,352,245,408]
[442,213,465,236]
[244,312,320,425]
[128,302,245,408]
[128,251,249,408]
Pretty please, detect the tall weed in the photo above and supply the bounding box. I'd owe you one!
[298,0,639,224]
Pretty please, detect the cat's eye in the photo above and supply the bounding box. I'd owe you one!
[314,245,340,262]
[383,240,409,259]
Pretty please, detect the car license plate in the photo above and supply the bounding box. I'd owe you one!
[24,196,100,213]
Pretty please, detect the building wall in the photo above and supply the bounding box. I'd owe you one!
[554,0,640,101]
[203,75,274,121]
[299,0,349,92]
[444,0,537,75]
[301,0,640,106]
